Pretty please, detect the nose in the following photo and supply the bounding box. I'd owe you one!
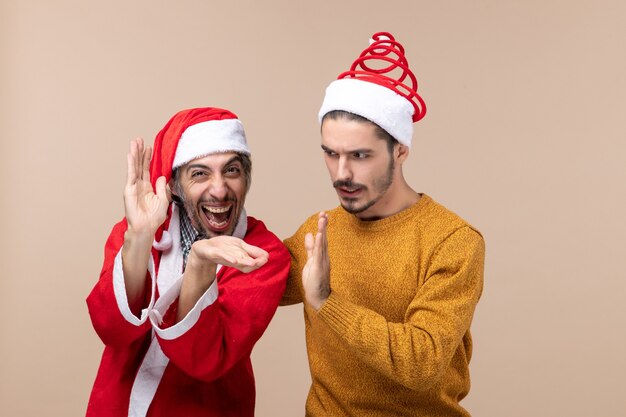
[208,175,228,201]
[336,156,352,182]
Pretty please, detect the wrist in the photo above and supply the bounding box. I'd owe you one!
[307,291,330,312]
[124,227,155,244]
[122,229,155,260]
[186,249,218,278]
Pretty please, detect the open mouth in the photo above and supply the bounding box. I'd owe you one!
[200,203,234,232]
[337,186,363,198]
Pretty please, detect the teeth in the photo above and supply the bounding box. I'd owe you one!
[208,218,228,227]
[203,206,231,213]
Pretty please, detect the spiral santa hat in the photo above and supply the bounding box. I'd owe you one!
[318,32,426,148]
[149,107,249,245]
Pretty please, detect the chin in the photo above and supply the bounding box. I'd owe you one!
[342,198,379,216]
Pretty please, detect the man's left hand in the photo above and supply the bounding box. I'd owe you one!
[189,236,269,275]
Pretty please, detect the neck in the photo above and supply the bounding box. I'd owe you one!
[356,175,420,221]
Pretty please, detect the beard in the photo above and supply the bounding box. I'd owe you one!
[335,157,395,215]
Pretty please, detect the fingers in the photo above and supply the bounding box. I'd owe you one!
[126,138,145,185]
[135,138,143,181]
[192,237,269,273]
[305,212,329,261]
[241,241,269,260]
[142,145,152,182]
[126,151,135,187]
[237,242,269,270]
[155,176,172,204]
[316,212,328,258]
[314,230,323,251]
[317,211,328,234]
[304,233,314,259]
[301,212,331,311]
[126,139,137,186]
[218,250,266,273]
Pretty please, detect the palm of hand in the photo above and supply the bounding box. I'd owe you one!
[302,252,329,290]
[124,177,169,233]
[192,236,269,273]
[302,213,331,309]
[124,138,170,235]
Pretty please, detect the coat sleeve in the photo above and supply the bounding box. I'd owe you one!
[315,226,485,391]
[86,219,157,348]
[153,224,290,382]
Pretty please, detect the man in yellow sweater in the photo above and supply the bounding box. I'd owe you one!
[282,32,485,416]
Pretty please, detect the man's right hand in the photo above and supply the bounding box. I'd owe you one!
[124,137,171,236]
[121,138,171,315]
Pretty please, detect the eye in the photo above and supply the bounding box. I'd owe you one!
[352,152,368,159]
[225,165,241,177]
[191,170,206,178]
[323,149,338,157]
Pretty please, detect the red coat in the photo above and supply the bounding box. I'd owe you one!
[86,215,290,417]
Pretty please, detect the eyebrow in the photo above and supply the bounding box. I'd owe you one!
[321,144,372,154]
[185,155,243,173]
[223,155,243,167]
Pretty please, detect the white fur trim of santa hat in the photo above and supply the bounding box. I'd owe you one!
[172,118,249,169]
[318,78,414,148]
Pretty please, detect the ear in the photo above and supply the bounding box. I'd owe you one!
[168,179,182,204]
[395,144,410,164]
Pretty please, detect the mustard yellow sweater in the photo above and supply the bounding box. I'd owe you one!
[283,194,485,417]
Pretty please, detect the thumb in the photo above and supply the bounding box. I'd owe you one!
[155,176,171,203]
[242,241,269,259]
[304,233,314,259]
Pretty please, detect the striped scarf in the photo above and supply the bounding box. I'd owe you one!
[179,208,203,267]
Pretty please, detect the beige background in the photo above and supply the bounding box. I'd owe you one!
[1,1,625,416]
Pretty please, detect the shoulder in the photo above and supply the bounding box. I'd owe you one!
[420,194,483,242]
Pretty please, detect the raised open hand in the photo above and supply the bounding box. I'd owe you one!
[124,137,171,236]
[302,212,330,310]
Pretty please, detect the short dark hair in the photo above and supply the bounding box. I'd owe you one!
[321,110,399,154]
[238,153,253,192]
[171,152,252,197]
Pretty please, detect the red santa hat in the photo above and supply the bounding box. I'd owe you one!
[318,32,426,148]
[148,107,249,245]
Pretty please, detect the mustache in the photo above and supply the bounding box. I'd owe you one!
[333,180,365,189]
[172,194,236,206]
[198,197,236,204]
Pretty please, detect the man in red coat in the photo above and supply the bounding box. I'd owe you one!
[86,107,290,417]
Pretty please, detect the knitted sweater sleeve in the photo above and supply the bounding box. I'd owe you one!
[316,226,485,391]
[280,219,311,306]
